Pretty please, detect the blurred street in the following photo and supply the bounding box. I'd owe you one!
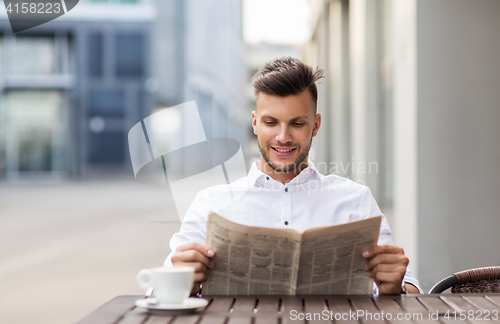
[0,180,181,324]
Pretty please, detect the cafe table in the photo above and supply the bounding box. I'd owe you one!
[78,294,500,324]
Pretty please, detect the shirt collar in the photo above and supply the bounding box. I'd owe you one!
[248,159,321,187]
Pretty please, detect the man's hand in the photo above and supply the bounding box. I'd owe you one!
[363,244,415,295]
[171,243,215,295]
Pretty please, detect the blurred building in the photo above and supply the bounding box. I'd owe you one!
[148,0,246,177]
[308,0,500,291]
[0,0,247,181]
[245,43,305,162]
[0,0,155,181]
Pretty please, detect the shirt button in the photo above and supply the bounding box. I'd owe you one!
[285,188,288,192]
[284,221,289,225]
[266,176,269,180]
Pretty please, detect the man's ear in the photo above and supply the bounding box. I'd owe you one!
[251,111,257,135]
[312,113,321,137]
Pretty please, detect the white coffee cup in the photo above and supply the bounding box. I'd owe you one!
[136,266,194,306]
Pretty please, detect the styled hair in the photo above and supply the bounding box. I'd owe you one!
[252,57,324,107]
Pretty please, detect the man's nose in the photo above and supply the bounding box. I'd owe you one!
[276,125,292,143]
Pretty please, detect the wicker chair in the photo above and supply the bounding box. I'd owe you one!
[429,266,500,294]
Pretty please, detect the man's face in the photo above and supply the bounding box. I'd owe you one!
[252,90,321,174]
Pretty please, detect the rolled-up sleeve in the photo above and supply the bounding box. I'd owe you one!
[360,187,423,295]
[164,190,210,267]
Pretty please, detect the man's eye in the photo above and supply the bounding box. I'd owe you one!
[293,123,305,126]
[264,121,275,125]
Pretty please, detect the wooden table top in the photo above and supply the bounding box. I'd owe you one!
[78,294,500,324]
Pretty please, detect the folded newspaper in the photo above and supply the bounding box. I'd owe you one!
[203,213,382,295]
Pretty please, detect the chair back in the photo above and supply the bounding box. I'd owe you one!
[452,267,500,293]
[429,266,500,294]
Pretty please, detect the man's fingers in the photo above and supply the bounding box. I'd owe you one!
[370,269,405,294]
[367,263,406,275]
[181,261,209,274]
[362,244,413,295]
[365,253,408,271]
[377,281,402,295]
[194,272,209,283]
[373,271,402,284]
[176,242,215,258]
[367,265,407,280]
[173,263,210,282]
[172,243,215,288]
[172,261,210,275]
[172,250,214,269]
[363,244,404,258]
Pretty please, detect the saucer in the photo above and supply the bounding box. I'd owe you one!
[135,297,209,315]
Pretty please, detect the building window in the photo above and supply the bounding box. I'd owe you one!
[18,129,52,172]
[88,132,125,164]
[87,32,104,77]
[0,90,66,174]
[115,33,144,78]
[11,36,55,75]
[88,89,125,117]
[2,90,64,126]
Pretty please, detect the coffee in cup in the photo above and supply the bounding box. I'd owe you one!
[136,266,194,305]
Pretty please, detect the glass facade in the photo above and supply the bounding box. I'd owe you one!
[87,32,104,77]
[11,36,56,75]
[0,32,70,179]
[0,90,66,177]
[88,89,125,117]
[88,132,125,164]
[0,23,150,179]
[18,129,52,172]
[114,33,144,78]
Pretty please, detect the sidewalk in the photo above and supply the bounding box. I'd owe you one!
[0,179,181,324]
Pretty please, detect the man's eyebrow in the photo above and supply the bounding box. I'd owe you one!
[259,115,310,120]
[291,115,310,121]
[259,115,277,120]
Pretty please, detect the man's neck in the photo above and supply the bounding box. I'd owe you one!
[259,156,309,184]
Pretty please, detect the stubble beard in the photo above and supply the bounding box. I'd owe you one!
[258,136,313,174]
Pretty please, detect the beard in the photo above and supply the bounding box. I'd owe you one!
[258,135,313,173]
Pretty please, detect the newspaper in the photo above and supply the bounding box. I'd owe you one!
[203,213,382,295]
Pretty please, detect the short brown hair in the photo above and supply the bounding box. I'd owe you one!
[252,57,324,107]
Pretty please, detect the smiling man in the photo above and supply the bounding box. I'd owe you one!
[252,88,319,183]
[166,57,421,295]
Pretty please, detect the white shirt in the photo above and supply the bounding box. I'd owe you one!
[165,160,422,294]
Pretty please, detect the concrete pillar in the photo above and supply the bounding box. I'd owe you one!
[415,0,500,291]
[392,0,418,279]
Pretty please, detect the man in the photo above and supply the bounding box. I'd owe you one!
[165,57,421,295]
